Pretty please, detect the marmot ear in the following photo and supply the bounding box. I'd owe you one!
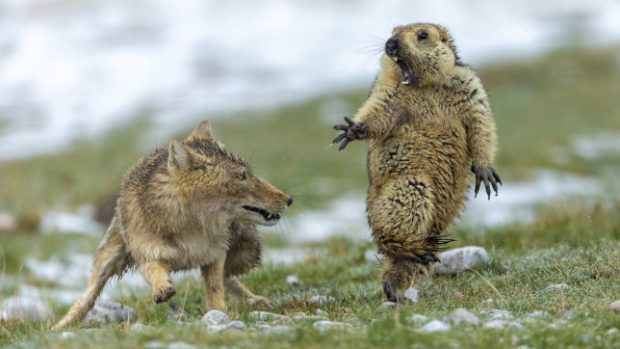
[188,120,214,141]
[168,140,194,171]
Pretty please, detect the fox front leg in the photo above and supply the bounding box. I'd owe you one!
[332,116,368,151]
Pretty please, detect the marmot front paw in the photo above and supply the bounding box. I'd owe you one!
[471,165,502,199]
[332,116,368,151]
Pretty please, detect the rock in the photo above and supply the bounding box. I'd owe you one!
[452,291,464,299]
[59,331,75,339]
[548,319,568,329]
[525,310,547,319]
[508,322,525,331]
[205,324,227,333]
[308,295,335,305]
[607,328,618,336]
[408,314,429,325]
[445,308,479,325]
[250,311,291,324]
[610,300,620,312]
[292,312,327,321]
[312,320,353,331]
[315,309,329,318]
[0,212,16,233]
[145,341,166,349]
[420,320,450,333]
[483,320,507,329]
[85,301,137,324]
[380,301,397,309]
[256,324,291,334]
[131,323,146,331]
[403,287,419,303]
[226,320,246,331]
[286,274,300,286]
[0,291,51,321]
[167,341,196,349]
[545,283,569,291]
[435,246,490,275]
[482,309,513,320]
[201,310,230,326]
[481,298,494,305]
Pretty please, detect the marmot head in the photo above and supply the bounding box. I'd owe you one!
[382,23,462,86]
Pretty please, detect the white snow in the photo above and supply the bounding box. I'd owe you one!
[573,133,620,159]
[1,0,619,160]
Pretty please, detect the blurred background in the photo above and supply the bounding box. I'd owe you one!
[0,0,619,334]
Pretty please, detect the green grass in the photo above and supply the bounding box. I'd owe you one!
[1,46,620,348]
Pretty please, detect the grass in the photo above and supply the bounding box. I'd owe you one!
[1,46,620,348]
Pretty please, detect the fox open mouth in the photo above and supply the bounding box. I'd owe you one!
[242,205,281,221]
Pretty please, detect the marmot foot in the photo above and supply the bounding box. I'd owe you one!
[332,116,368,150]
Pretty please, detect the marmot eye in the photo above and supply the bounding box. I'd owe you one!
[417,31,428,40]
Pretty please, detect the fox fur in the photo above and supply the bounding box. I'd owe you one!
[53,120,291,329]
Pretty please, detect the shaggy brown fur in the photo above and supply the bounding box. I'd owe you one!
[53,120,292,330]
[333,23,501,302]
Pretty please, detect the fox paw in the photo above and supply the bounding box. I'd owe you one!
[332,116,368,151]
[471,165,502,199]
[153,285,176,304]
[247,296,273,309]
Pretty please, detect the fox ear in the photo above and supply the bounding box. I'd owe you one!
[188,120,214,141]
[168,140,194,171]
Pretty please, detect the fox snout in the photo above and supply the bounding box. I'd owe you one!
[239,179,292,226]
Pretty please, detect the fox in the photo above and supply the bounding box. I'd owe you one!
[53,120,293,330]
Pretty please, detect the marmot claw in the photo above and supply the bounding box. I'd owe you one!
[332,116,368,151]
[472,165,502,200]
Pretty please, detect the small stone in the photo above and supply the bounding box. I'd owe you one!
[85,302,137,324]
[508,322,525,331]
[408,314,429,324]
[0,212,16,233]
[308,295,335,305]
[548,319,568,329]
[445,308,479,325]
[380,301,397,309]
[257,324,291,334]
[482,309,513,320]
[167,341,196,349]
[226,320,246,331]
[545,283,569,291]
[250,311,291,324]
[206,324,227,333]
[201,310,230,326]
[313,320,353,331]
[145,341,165,349]
[403,287,419,303]
[286,274,300,286]
[483,320,507,329]
[607,328,618,336]
[435,246,490,275]
[420,320,450,333]
[131,323,146,331]
[526,310,547,318]
[293,312,327,321]
[59,331,75,339]
[481,298,494,305]
[315,309,329,318]
[610,300,620,312]
[452,291,464,299]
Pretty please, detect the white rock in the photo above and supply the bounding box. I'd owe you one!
[408,314,429,324]
[445,308,479,325]
[610,300,620,312]
[312,320,353,331]
[483,309,513,320]
[145,341,166,349]
[226,320,246,331]
[201,310,230,326]
[59,331,75,339]
[380,301,397,309]
[286,274,300,286]
[435,246,490,275]
[257,324,291,334]
[420,320,450,333]
[167,341,196,349]
[508,322,525,331]
[292,312,327,321]
[0,212,16,233]
[250,311,291,324]
[483,320,508,329]
[315,309,329,318]
[206,324,227,333]
[131,323,146,331]
[0,288,51,321]
[308,295,335,305]
[403,287,419,303]
[548,319,568,329]
[545,283,569,290]
[85,302,137,324]
[526,310,547,318]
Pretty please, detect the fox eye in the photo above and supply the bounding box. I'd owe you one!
[417,31,428,41]
[236,172,248,181]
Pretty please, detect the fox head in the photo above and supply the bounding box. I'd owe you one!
[167,120,292,226]
[382,23,462,86]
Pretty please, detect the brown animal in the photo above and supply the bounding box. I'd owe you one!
[332,23,501,302]
[53,120,293,329]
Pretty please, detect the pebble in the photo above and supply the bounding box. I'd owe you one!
[0,212,16,233]
[435,246,490,275]
[545,283,569,290]
[508,322,525,331]
[256,324,291,334]
[452,291,464,299]
[610,300,620,313]
[445,308,479,325]
[420,320,450,333]
[481,298,494,306]
[59,331,75,339]
[607,328,618,336]
[145,341,166,349]
[483,320,508,329]
[167,341,196,349]
[380,301,397,309]
[403,287,419,303]
[85,302,137,324]
[525,310,547,319]
[308,295,335,305]
[131,323,146,331]
[286,274,300,286]
[250,311,292,324]
[408,314,429,324]
[313,320,353,331]
[548,319,568,329]
[226,320,247,332]
[0,294,51,320]
[482,309,513,320]
[315,309,329,318]
[292,312,327,321]
[201,310,230,326]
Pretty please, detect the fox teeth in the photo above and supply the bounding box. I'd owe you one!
[266,214,272,219]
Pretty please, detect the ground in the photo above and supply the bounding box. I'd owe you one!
[0,47,619,348]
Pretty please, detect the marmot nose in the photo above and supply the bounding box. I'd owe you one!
[385,38,399,56]
[287,197,294,206]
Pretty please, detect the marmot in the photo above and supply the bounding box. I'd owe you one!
[53,120,293,329]
[333,23,501,302]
